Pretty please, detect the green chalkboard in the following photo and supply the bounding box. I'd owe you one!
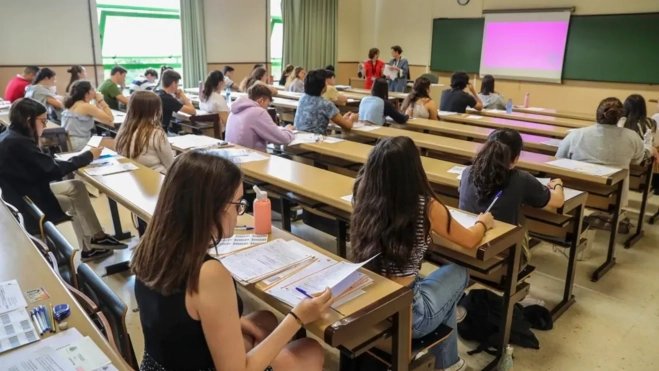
[430,18,484,74]
[430,13,659,84]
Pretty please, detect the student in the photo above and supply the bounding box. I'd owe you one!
[98,65,129,110]
[223,66,236,90]
[651,100,659,194]
[157,69,196,132]
[557,97,658,206]
[131,150,329,371]
[61,80,114,151]
[152,65,174,92]
[286,67,306,93]
[240,67,279,96]
[478,75,505,110]
[363,48,385,90]
[4,66,39,103]
[24,68,64,116]
[388,45,409,93]
[199,70,230,127]
[115,91,174,174]
[440,71,483,113]
[0,98,126,261]
[325,65,335,72]
[322,69,347,105]
[358,78,408,126]
[401,77,438,120]
[294,69,355,134]
[226,84,295,152]
[65,65,86,93]
[239,64,266,92]
[279,64,294,86]
[350,136,494,371]
[620,95,659,196]
[459,128,565,270]
[129,68,159,94]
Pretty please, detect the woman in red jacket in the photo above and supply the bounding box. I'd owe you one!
[362,48,384,90]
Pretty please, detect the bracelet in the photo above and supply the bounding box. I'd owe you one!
[288,311,304,327]
[474,220,488,231]
[552,184,564,190]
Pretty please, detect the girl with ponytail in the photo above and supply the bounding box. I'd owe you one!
[61,80,114,151]
[199,70,229,127]
[401,77,438,120]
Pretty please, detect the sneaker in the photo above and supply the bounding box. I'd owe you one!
[91,234,128,250]
[456,305,468,323]
[444,358,467,371]
[81,249,113,262]
[519,295,546,308]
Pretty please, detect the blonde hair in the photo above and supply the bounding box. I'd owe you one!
[285,66,304,89]
[115,91,164,159]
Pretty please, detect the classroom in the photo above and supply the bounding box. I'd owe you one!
[1,0,659,370]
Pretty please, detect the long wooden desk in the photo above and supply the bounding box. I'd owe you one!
[439,113,574,138]
[0,202,130,370]
[336,124,628,282]
[277,90,366,103]
[345,88,408,100]
[470,109,593,128]
[75,155,417,371]
[513,107,595,121]
[0,112,70,152]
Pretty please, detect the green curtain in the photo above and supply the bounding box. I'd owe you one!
[180,0,207,88]
[282,0,337,71]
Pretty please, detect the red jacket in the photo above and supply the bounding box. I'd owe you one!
[4,76,31,103]
[363,60,385,89]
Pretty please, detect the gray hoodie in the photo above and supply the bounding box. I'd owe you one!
[478,93,506,110]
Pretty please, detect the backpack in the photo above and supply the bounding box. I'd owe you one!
[458,289,546,356]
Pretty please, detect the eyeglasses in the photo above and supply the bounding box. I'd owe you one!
[38,118,48,126]
[229,199,249,215]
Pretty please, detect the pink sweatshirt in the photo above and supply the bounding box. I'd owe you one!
[225,97,295,152]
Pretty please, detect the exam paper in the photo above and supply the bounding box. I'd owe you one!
[321,136,344,144]
[168,135,224,150]
[56,148,118,162]
[0,280,27,315]
[0,308,39,354]
[524,107,546,111]
[546,159,620,177]
[340,194,353,203]
[84,163,138,176]
[0,346,74,371]
[288,134,322,146]
[447,166,466,181]
[86,136,103,148]
[213,234,268,256]
[437,111,457,116]
[290,255,378,296]
[541,139,563,147]
[57,336,111,371]
[352,124,381,132]
[449,209,478,229]
[536,178,582,201]
[211,149,268,164]
[383,65,398,80]
[466,115,483,120]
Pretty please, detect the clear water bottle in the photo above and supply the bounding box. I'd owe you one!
[497,345,514,371]
[225,86,232,106]
[506,99,513,114]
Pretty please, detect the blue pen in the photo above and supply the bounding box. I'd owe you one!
[39,306,50,333]
[296,287,314,299]
[234,225,254,231]
[486,191,503,212]
[35,308,47,334]
[41,305,53,333]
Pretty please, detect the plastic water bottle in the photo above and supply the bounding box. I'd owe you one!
[252,186,272,235]
[497,345,514,371]
[506,99,513,114]
[523,93,530,108]
[225,86,232,106]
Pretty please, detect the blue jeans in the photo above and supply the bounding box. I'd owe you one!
[411,264,469,369]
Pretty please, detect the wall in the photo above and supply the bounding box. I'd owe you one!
[0,0,103,95]
[344,0,659,114]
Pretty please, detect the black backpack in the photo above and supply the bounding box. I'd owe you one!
[458,289,548,356]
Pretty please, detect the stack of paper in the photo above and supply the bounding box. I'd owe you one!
[383,65,398,80]
[546,159,620,177]
[168,135,227,150]
[220,239,315,285]
[438,111,457,116]
[84,162,139,176]
[352,123,381,132]
[447,166,466,180]
[449,209,479,228]
[536,178,582,201]
[210,149,268,164]
[56,148,119,164]
[288,134,322,146]
[212,234,269,257]
[0,280,40,354]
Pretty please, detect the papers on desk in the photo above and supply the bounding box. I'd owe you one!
[352,123,381,132]
[322,136,345,143]
[0,280,27,314]
[86,136,103,148]
[168,135,227,150]
[437,111,457,116]
[524,107,546,111]
[210,149,268,164]
[541,138,563,147]
[0,308,39,353]
[289,133,323,146]
[1,346,73,371]
[340,194,353,203]
[466,115,483,120]
[220,239,315,285]
[447,166,466,181]
[347,98,358,104]
[83,162,139,176]
[292,255,377,296]
[536,178,582,201]
[546,159,620,177]
[57,336,111,371]
[212,234,269,257]
[56,148,120,165]
[449,209,478,229]
[485,109,506,113]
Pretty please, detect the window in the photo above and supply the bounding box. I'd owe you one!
[97,1,182,84]
[270,0,283,80]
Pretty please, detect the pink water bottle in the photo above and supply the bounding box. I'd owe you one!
[252,186,272,234]
[523,93,530,108]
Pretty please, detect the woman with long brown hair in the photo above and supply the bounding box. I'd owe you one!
[115,91,174,174]
[239,67,278,96]
[285,67,306,93]
[350,136,493,371]
[131,150,330,371]
[401,77,438,120]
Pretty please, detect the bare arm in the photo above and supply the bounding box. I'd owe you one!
[333,94,348,106]
[219,111,229,126]
[116,94,129,105]
[331,112,355,131]
[426,100,439,120]
[46,96,63,109]
[178,91,197,115]
[80,101,114,124]
[428,199,487,249]
[468,84,483,111]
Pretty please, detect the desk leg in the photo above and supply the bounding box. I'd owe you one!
[280,199,291,232]
[336,220,348,258]
[339,352,357,371]
[484,243,521,371]
[551,204,582,321]
[591,180,624,282]
[108,199,132,241]
[624,164,653,248]
[391,304,411,371]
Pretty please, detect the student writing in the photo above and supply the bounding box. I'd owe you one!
[61,80,114,151]
[115,91,174,174]
[132,150,330,371]
[4,66,39,103]
[358,78,408,126]
[401,77,438,120]
[97,65,129,110]
[351,136,494,371]
[440,71,483,113]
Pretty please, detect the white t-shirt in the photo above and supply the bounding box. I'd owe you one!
[225,76,235,89]
[199,91,230,113]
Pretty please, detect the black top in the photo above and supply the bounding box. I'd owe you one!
[440,88,477,114]
[0,128,91,233]
[135,255,244,371]
[158,90,184,130]
[384,100,409,124]
[458,167,550,225]
[278,74,289,86]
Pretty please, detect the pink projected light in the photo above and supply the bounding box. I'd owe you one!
[482,22,569,70]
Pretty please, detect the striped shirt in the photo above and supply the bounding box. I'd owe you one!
[382,197,430,277]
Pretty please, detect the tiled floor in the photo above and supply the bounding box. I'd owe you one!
[59,191,659,370]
